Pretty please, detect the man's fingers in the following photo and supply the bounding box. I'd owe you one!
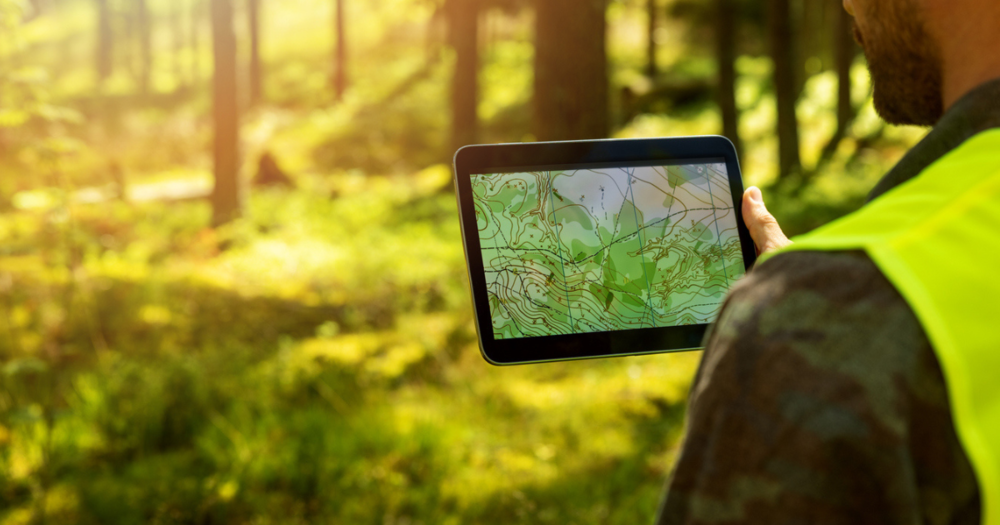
[743,187,792,256]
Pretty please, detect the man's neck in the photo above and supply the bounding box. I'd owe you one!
[931,1,1000,111]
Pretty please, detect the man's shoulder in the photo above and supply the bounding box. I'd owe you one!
[659,250,979,525]
[693,248,944,441]
[729,249,907,312]
[711,248,932,360]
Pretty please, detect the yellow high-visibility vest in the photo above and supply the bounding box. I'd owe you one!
[764,129,1000,524]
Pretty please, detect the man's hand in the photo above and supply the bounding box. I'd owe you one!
[742,186,792,256]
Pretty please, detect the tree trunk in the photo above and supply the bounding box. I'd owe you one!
[123,3,135,84]
[533,0,608,141]
[210,0,242,226]
[817,0,857,164]
[768,0,801,178]
[172,0,184,90]
[136,0,151,95]
[248,0,262,104]
[715,0,741,158]
[646,0,657,80]
[448,0,479,152]
[96,0,113,83]
[191,0,202,84]
[796,0,818,94]
[834,0,854,139]
[332,0,347,100]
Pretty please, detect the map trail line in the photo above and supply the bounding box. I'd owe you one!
[705,164,731,289]
[548,174,574,329]
[626,167,657,329]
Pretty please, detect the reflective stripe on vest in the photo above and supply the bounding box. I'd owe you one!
[763,128,1000,524]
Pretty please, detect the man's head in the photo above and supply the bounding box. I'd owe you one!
[845,0,944,126]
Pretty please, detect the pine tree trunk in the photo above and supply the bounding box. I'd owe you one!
[817,0,858,163]
[533,0,608,141]
[715,0,741,158]
[123,3,135,82]
[172,0,184,90]
[646,0,657,80]
[136,0,151,95]
[191,0,202,84]
[248,0,262,104]
[332,0,348,100]
[834,0,854,138]
[210,0,242,226]
[448,0,479,152]
[96,0,113,83]
[768,0,801,178]
[796,0,817,95]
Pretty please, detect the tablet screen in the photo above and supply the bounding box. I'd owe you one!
[472,160,746,340]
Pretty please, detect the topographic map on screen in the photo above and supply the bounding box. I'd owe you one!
[473,163,746,339]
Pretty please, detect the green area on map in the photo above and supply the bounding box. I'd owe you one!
[473,164,746,339]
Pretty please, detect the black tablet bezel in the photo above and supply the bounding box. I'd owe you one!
[453,135,756,365]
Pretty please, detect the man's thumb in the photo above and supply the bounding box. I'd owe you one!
[742,187,791,256]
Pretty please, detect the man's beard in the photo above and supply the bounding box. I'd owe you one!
[853,0,944,126]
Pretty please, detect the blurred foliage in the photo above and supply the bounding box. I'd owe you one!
[0,0,931,523]
[0,168,700,524]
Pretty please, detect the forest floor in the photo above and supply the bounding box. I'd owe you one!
[0,166,705,525]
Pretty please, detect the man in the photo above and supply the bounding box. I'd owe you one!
[657,0,1000,523]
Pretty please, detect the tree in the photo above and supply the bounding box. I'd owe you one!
[533,0,608,141]
[447,0,479,152]
[768,0,801,178]
[818,0,858,164]
[646,0,658,80]
[332,0,347,100]
[796,0,821,96]
[191,0,202,84]
[248,0,262,104]
[135,0,151,95]
[715,0,741,158]
[833,0,856,147]
[210,0,242,225]
[96,0,113,83]
[171,0,184,90]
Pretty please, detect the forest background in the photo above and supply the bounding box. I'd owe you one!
[0,0,927,523]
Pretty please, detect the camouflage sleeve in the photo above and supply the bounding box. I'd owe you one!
[656,250,980,525]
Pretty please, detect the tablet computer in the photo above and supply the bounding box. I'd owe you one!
[453,136,756,365]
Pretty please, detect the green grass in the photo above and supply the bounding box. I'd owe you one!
[0,170,703,525]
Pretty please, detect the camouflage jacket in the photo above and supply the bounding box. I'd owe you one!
[656,77,1000,525]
